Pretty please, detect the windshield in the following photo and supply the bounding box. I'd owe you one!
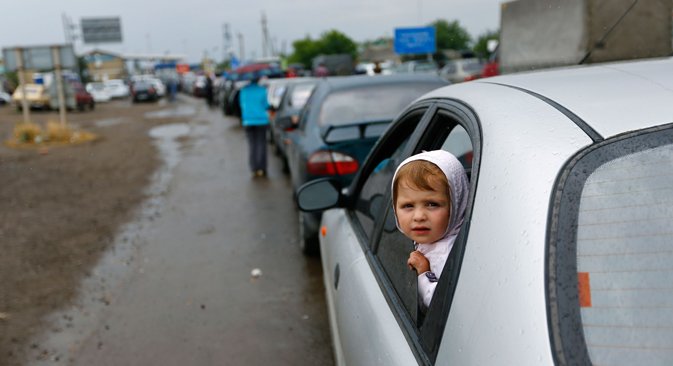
[89,83,106,90]
[318,82,442,127]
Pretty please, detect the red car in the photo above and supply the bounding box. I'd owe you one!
[72,83,95,111]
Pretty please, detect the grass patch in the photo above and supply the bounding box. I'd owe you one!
[5,121,99,149]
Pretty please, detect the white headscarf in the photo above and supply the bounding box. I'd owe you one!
[391,150,470,275]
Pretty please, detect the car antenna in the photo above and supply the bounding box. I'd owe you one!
[579,0,640,65]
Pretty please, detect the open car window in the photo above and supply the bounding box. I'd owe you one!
[368,104,481,364]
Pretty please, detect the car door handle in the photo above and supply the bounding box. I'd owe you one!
[334,263,340,290]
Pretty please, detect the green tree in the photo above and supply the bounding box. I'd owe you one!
[473,29,499,59]
[288,30,358,69]
[431,19,471,51]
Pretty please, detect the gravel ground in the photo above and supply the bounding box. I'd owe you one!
[0,97,192,365]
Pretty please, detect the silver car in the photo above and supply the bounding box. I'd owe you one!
[297,58,673,365]
[438,58,485,83]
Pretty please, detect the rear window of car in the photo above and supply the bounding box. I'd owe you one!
[462,59,484,72]
[289,83,316,108]
[318,82,442,128]
[413,62,437,72]
[550,127,673,366]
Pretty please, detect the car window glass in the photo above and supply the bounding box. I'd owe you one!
[439,124,473,176]
[462,60,484,72]
[289,84,316,108]
[353,110,425,243]
[564,139,673,365]
[551,128,673,366]
[318,83,443,128]
[297,91,316,131]
[444,63,457,74]
[376,204,419,323]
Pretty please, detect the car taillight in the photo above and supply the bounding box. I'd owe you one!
[307,150,359,176]
[464,75,478,82]
[149,87,155,94]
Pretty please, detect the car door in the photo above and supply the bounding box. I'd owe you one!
[320,105,434,365]
[362,102,481,365]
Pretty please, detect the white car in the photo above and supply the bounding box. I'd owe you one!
[297,57,673,365]
[104,80,130,99]
[148,78,166,97]
[0,91,11,105]
[86,82,111,102]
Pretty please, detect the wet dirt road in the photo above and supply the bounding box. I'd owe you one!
[24,99,334,365]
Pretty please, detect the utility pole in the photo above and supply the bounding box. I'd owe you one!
[223,23,232,62]
[238,33,245,61]
[261,11,268,58]
[261,11,275,57]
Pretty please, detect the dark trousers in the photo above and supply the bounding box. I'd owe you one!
[244,125,268,172]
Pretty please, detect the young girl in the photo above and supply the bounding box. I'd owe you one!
[391,150,469,312]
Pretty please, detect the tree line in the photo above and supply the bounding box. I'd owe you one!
[287,19,499,68]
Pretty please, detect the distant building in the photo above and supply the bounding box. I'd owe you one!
[82,49,127,81]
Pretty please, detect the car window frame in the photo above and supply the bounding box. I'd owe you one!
[346,98,483,365]
[412,100,483,363]
[546,122,673,366]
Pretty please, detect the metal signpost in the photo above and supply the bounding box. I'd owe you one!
[2,44,76,125]
[394,26,436,60]
[81,17,122,44]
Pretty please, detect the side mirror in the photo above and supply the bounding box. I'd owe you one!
[296,178,343,212]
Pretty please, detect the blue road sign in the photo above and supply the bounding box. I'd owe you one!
[394,27,436,55]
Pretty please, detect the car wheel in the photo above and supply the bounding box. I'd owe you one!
[89,102,95,110]
[298,211,319,256]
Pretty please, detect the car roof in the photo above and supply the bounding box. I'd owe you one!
[471,57,673,138]
[319,73,447,91]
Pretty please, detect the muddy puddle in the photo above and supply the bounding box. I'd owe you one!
[144,105,196,119]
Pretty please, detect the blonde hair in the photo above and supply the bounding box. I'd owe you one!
[393,160,451,207]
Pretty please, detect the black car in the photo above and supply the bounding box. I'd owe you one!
[131,81,158,103]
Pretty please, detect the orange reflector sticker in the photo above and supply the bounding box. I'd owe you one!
[321,226,327,236]
[578,272,592,308]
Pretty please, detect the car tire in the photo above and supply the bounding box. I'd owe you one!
[298,211,319,256]
[90,102,95,110]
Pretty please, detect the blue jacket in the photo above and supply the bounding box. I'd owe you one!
[239,82,269,126]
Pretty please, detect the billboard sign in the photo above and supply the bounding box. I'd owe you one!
[2,45,76,72]
[394,27,436,54]
[81,17,122,44]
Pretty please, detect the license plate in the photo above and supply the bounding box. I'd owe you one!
[138,95,148,100]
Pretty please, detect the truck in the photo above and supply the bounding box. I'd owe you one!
[312,54,354,76]
[498,0,672,75]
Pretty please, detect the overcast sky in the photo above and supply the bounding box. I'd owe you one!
[1,0,504,63]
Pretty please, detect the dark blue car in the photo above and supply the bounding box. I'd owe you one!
[286,73,449,254]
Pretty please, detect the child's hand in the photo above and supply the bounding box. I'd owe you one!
[407,251,430,274]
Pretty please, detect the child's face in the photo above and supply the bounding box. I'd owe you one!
[395,176,451,244]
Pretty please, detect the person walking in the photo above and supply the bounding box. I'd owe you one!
[205,74,214,107]
[239,72,270,177]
